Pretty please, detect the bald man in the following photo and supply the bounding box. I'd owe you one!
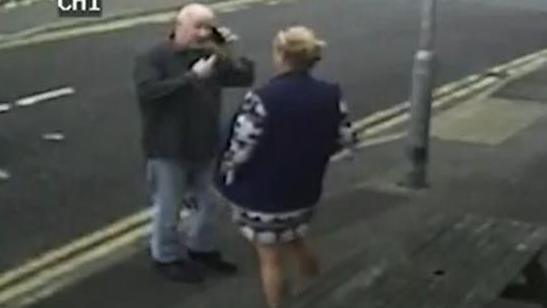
[133,3,254,283]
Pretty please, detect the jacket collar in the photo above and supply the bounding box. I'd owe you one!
[274,70,311,80]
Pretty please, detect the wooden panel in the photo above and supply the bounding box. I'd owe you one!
[291,213,462,308]
[291,214,547,308]
[411,216,545,307]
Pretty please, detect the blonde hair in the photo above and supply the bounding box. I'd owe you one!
[274,26,326,70]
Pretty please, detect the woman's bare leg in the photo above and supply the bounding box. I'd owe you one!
[255,243,285,308]
[286,238,319,294]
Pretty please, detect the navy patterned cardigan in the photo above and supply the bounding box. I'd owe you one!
[216,71,355,213]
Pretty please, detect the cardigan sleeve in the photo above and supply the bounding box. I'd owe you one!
[220,91,268,184]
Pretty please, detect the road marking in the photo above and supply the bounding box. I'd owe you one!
[19,0,33,7]
[353,50,547,137]
[0,103,11,113]
[216,2,250,12]
[14,87,75,107]
[0,209,193,307]
[356,132,406,149]
[0,45,546,308]
[42,132,66,142]
[331,132,407,161]
[0,0,277,50]
[0,168,10,181]
[0,0,44,11]
[352,48,547,133]
[0,209,149,290]
[2,1,17,10]
[0,225,151,307]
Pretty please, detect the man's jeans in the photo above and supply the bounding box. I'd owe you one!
[147,159,219,263]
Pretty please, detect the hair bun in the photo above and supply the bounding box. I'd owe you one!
[276,26,326,65]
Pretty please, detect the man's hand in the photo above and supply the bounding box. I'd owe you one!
[207,27,239,59]
[191,54,217,79]
[219,160,236,185]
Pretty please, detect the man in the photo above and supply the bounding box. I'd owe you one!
[133,3,254,283]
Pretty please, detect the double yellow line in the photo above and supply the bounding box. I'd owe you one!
[1,39,546,308]
[330,48,547,162]
[0,210,150,306]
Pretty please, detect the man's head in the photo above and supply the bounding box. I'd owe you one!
[172,3,216,49]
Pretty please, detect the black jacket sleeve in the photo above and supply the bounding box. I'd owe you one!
[133,49,196,102]
[216,56,255,88]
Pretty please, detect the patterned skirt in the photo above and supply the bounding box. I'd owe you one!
[231,204,315,245]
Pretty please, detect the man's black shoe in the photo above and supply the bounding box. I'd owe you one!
[153,260,204,283]
[188,250,238,274]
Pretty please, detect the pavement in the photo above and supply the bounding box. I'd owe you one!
[14,61,547,308]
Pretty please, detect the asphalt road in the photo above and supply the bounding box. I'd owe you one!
[1,0,547,273]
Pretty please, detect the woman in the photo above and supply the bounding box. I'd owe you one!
[216,26,355,307]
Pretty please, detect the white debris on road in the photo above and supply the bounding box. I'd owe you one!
[0,103,11,113]
[42,132,65,142]
[0,169,11,181]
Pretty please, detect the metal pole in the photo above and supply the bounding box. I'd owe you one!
[404,0,437,189]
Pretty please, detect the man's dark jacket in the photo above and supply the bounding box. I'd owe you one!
[133,39,254,162]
